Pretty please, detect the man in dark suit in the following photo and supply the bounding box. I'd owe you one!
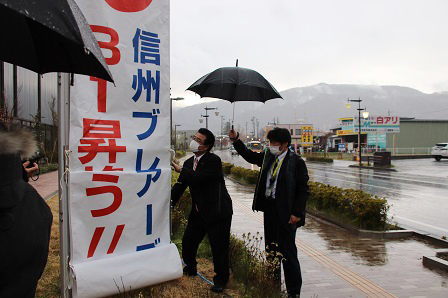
[171,128,233,293]
[229,127,309,298]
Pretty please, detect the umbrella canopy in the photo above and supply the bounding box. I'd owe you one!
[187,67,282,103]
[0,0,113,82]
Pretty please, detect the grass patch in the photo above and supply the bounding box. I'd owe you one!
[175,150,186,159]
[229,233,283,297]
[36,196,61,297]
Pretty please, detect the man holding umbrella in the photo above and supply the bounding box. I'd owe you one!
[229,127,309,298]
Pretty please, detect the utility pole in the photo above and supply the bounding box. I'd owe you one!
[346,98,369,167]
[174,124,181,150]
[251,116,256,138]
[220,115,225,149]
[200,105,219,130]
[170,97,184,149]
[256,119,259,140]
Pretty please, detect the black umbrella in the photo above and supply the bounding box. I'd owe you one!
[0,0,113,82]
[187,63,282,124]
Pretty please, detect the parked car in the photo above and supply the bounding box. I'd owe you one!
[230,145,239,156]
[431,143,448,161]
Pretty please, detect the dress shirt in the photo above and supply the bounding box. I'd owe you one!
[265,150,287,199]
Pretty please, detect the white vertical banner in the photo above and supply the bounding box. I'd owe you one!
[68,1,182,297]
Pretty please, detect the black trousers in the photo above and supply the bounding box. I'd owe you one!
[264,200,302,296]
[182,209,232,286]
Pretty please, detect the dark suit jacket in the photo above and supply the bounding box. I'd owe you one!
[171,152,233,223]
[233,140,309,227]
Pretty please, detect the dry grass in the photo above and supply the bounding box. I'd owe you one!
[35,196,241,297]
[109,260,241,297]
[36,195,60,298]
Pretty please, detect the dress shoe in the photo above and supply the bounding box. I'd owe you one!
[210,284,224,293]
[287,294,300,298]
[182,266,197,276]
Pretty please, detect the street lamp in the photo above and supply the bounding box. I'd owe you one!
[220,115,225,149]
[346,98,369,167]
[199,105,219,129]
[170,97,184,149]
[174,124,181,150]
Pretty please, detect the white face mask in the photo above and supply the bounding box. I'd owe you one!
[189,139,200,153]
[269,145,282,156]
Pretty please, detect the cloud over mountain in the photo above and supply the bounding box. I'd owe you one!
[173,83,448,134]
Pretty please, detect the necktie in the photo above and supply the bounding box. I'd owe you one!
[193,158,198,171]
[193,157,199,212]
[270,157,279,185]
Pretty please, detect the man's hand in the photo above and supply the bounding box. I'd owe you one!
[229,129,239,143]
[172,161,182,173]
[288,215,301,225]
[23,161,39,178]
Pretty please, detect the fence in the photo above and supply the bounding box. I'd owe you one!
[370,147,432,155]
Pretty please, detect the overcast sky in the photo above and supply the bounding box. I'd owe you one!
[170,0,448,108]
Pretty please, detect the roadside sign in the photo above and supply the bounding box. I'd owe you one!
[353,116,400,133]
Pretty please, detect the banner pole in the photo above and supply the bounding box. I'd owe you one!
[58,72,72,298]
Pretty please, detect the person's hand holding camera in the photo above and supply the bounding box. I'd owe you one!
[23,160,39,178]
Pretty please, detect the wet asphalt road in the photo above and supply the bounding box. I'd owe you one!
[214,149,448,239]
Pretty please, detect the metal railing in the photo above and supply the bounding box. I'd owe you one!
[366,147,432,155]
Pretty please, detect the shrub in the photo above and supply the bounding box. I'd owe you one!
[306,156,334,163]
[229,233,283,298]
[308,181,390,230]
[222,162,234,175]
[175,150,186,158]
[228,164,259,185]
[245,169,259,184]
[39,163,58,174]
[230,166,243,178]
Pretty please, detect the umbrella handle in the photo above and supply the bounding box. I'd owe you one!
[232,102,236,128]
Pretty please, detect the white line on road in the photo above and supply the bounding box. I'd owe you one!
[311,173,448,201]
[394,216,448,233]
[307,164,448,188]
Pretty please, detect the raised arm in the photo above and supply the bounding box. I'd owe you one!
[229,129,264,167]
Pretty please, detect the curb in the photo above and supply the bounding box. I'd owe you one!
[308,209,448,247]
[225,174,255,189]
[423,255,448,272]
[44,190,58,202]
[348,165,397,172]
[307,209,413,239]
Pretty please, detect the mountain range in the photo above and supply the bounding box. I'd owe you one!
[172,83,448,135]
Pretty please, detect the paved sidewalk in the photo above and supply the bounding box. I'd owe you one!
[29,170,59,200]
